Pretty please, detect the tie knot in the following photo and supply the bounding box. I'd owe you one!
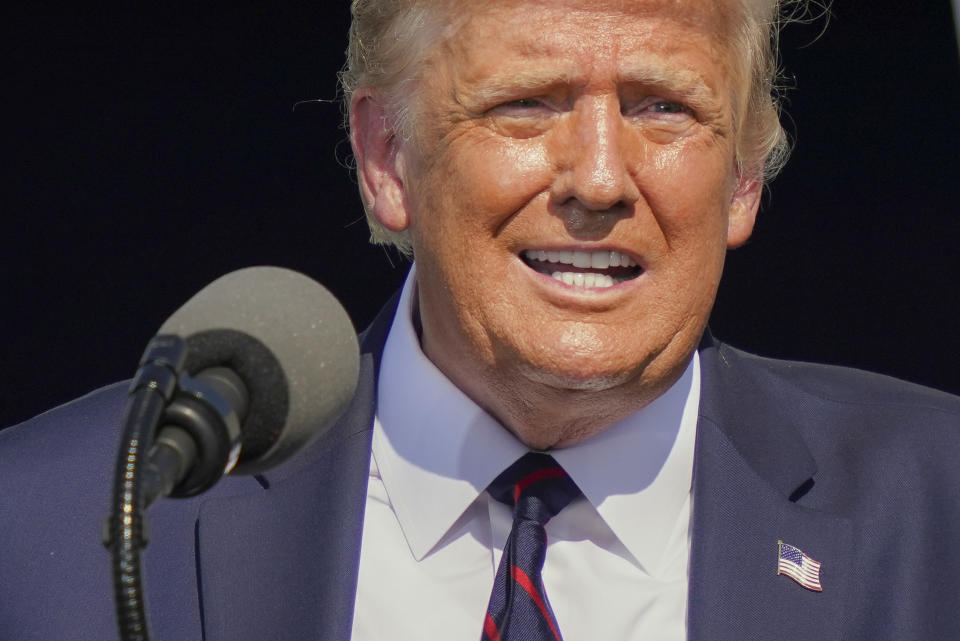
[488,453,581,524]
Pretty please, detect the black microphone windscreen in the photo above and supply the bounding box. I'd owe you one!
[158,266,360,474]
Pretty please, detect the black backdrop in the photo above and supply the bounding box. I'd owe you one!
[4,3,959,428]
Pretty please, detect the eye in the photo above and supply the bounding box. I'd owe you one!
[649,101,691,115]
[624,97,696,124]
[490,97,551,115]
[503,98,543,109]
[485,96,558,129]
[482,95,557,138]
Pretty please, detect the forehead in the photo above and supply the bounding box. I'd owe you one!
[433,0,739,48]
[427,0,740,90]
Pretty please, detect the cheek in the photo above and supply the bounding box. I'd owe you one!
[631,140,734,314]
[416,135,553,235]
[634,139,734,241]
[406,135,555,304]
[488,143,553,199]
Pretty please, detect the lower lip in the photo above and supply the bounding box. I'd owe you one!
[521,261,643,296]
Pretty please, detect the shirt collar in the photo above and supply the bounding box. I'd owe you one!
[375,265,699,573]
[552,354,699,576]
[375,266,526,560]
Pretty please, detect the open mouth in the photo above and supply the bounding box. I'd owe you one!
[520,249,643,289]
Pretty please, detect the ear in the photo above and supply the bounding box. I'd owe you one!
[349,89,411,232]
[727,171,761,248]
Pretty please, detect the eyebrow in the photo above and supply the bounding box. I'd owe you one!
[456,69,575,107]
[459,62,722,115]
[618,62,720,106]
[622,62,729,128]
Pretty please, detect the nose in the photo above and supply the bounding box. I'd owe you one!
[551,95,640,214]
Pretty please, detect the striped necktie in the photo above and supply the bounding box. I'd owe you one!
[481,453,582,641]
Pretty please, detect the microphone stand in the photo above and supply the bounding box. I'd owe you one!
[102,336,244,641]
[102,336,184,641]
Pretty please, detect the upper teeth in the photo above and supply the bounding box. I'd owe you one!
[523,249,637,269]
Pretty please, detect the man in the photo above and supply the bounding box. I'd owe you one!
[2,1,958,640]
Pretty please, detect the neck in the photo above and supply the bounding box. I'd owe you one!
[423,340,690,450]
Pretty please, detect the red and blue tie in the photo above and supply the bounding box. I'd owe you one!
[481,453,582,641]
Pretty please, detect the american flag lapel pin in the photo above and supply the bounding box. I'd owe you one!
[777,540,823,592]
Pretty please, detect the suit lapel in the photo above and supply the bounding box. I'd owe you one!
[687,337,853,641]
[194,292,399,641]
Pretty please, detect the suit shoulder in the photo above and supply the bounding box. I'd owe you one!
[0,381,129,474]
[0,383,131,638]
[702,339,960,471]
[712,341,960,418]
[0,382,263,639]
[0,381,130,547]
[701,339,960,519]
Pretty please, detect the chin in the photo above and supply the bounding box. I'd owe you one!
[504,322,696,397]
[514,349,653,393]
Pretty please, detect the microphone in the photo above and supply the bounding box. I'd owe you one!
[139,266,361,499]
[106,267,360,641]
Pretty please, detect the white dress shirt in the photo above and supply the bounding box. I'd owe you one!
[351,266,699,640]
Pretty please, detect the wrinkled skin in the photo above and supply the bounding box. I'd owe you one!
[351,0,761,449]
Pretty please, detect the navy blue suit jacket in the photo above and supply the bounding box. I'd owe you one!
[3,297,960,640]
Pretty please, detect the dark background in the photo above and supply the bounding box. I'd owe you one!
[3,3,959,428]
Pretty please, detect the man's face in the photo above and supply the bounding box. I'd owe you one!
[356,0,760,446]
